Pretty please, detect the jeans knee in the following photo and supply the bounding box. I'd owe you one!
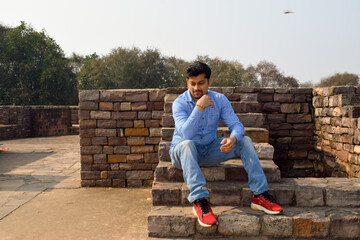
[178,140,196,150]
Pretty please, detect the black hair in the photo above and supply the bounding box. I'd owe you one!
[186,61,211,79]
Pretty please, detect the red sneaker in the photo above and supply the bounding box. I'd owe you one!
[251,191,283,215]
[193,198,217,227]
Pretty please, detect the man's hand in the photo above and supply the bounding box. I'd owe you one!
[196,94,214,112]
[220,137,236,153]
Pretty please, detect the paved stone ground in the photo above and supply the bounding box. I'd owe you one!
[0,135,152,240]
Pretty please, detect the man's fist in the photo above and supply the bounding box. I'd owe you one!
[196,94,214,112]
[220,137,235,153]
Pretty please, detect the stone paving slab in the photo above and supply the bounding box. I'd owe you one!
[152,177,360,207]
[0,135,80,220]
[148,206,360,239]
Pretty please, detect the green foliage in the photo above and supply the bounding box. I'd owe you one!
[0,22,78,105]
[318,72,359,87]
[78,47,172,89]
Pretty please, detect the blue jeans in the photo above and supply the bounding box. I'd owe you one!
[169,136,268,203]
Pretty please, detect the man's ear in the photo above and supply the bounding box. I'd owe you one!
[208,78,212,86]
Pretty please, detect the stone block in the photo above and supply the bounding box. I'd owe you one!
[218,212,260,236]
[138,111,152,120]
[293,211,330,238]
[107,170,126,179]
[234,87,259,93]
[79,90,99,101]
[127,180,143,187]
[127,154,144,163]
[112,112,137,120]
[120,102,131,111]
[127,137,146,146]
[224,93,240,101]
[267,114,286,123]
[81,146,102,154]
[125,91,148,102]
[125,128,149,136]
[112,179,126,187]
[329,209,360,238]
[164,94,179,102]
[152,110,163,120]
[287,114,312,123]
[114,146,130,154]
[97,120,116,129]
[80,129,95,138]
[80,102,98,110]
[274,93,294,102]
[91,137,108,145]
[134,120,144,128]
[126,170,153,180]
[146,137,161,145]
[99,90,124,101]
[295,186,324,207]
[108,137,126,146]
[131,145,154,153]
[280,103,301,113]
[325,188,360,207]
[131,102,147,111]
[262,215,292,237]
[145,120,161,128]
[263,102,280,112]
[113,102,120,111]
[150,128,162,137]
[90,111,111,119]
[258,94,273,102]
[149,89,166,101]
[81,171,100,180]
[95,129,116,137]
[100,171,108,179]
[79,110,90,120]
[108,154,127,163]
[80,120,96,129]
[209,188,241,205]
[117,120,133,128]
[144,153,158,163]
[99,102,113,111]
[81,155,93,164]
[152,182,181,205]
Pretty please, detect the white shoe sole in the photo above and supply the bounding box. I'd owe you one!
[192,207,216,227]
[251,203,283,215]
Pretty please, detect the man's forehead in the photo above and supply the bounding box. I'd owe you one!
[187,75,208,82]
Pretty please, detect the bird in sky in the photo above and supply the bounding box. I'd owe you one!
[283,10,294,14]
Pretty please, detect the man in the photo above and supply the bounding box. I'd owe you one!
[170,61,283,227]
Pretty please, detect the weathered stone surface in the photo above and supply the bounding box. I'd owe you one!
[148,208,195,237]
[79,90,99,101]
[112,112,137,120]
[295,186,324,207]
[107,154,127,163]
[293,211,330,237]
[80,146,102,154]
[262,215,292,237]
[125,91,148,102]
[80,120,96,129]
[80,102,98,110]
[131,145,154,153]
[263,102,280,112]
[127,154,144,163]
[99,102,113,111]
[90,111,111,119]
[91,137,107,146]
[202,167,226,181]
[162,114,174,127]
[149,128,162,137]
[152,182,181,205]
[149,89,166,101]
[126,170,153,180]
[120,102,131,111]
[95,129,116,137]
[287,114,312,123]
[325,188,360,207]
[125,128,149,136]
[237,113,265,127]
[218,212,260,236]
[280,103,301,113]
[97,120,116,129]
[138,111,152,120]
[108,137,126,146]
[99,90,124,101]
[114,146,130,154]
[131,102,147,111]
[274,93,294,102]
[258,94,273,102]
[127,137,146,146]
[329,209,360,238]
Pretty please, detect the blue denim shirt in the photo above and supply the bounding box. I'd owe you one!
[170,90,244,149]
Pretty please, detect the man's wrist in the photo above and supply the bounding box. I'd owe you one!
[196,103,205,112]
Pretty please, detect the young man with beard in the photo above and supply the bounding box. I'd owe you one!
[170,61,283,227]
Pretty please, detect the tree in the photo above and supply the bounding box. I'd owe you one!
[318,72,359,87]
[78,47,171,89]
[0,22,78,105]
[255,60,299,87]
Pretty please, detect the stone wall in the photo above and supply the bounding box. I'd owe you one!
[313,86,360,177]
[79,89,166,187]
[79,87,318,187]
[0,106,76,140]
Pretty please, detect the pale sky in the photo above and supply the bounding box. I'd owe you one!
[1,0,359,84]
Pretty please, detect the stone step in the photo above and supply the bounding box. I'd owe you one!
[162,113,266,128]
[158,141,274,162]
[152,177,360,207]
[154,160,280,186]
[161,127,269,143]
[148,205,360,239]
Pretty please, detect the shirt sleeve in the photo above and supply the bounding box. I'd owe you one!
[172,98,203,140]
[220,95,244,142]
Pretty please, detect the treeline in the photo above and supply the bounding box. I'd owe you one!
[1,22,358,105]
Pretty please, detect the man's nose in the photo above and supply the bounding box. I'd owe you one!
[194,84,200,90]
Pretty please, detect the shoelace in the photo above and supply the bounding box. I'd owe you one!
[260,191,277,204]
[196,198,210,214]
